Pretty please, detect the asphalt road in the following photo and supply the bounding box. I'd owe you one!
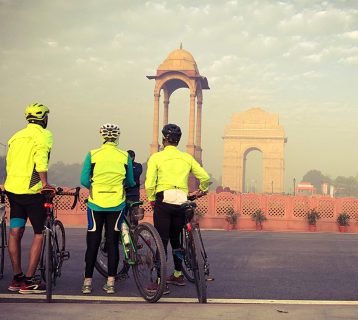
[1,228,358,301]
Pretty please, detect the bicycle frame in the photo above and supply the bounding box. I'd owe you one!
[39,187,79,302]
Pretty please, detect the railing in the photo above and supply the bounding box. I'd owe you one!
[2,187,358,232]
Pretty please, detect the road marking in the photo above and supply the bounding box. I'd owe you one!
[1,294,358,305]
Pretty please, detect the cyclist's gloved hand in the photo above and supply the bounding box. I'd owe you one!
[150,201,155,208]
[41,184,56,195]
[193,189,207,199]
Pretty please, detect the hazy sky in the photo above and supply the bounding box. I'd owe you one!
[0,0,357,192]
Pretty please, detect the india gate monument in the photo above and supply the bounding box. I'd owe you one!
[146,46,209,164]
[222,108,287,193]
[146,47,287,194]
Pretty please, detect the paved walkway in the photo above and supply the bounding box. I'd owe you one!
[1,302,358,320]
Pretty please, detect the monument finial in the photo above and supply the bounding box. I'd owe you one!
[180,42,183,50]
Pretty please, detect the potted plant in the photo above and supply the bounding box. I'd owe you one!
[224,207,239,231]
[337,212,350,232]
[251,209,267,231]
[307,209,320,232]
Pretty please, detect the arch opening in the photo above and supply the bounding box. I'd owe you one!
[243,148,263,193]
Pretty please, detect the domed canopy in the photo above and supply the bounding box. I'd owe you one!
[157,48,199,75]
[147,46,209,90]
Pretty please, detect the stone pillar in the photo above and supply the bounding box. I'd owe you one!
[150,93,160,154]
[186,93,196,156]
[163,99,169,127]
[195,99,203,163]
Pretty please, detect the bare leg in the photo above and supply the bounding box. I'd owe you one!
[26,234,43,277]
[8,227,25,275]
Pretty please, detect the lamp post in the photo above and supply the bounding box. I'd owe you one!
[0,142,7,185]
[293,178,296,196]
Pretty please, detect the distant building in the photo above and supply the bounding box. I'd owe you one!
[296,182,316,196]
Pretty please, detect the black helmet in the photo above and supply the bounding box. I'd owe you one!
[162,124,182,144]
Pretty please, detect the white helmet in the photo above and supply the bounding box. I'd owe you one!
[99,123,120,140]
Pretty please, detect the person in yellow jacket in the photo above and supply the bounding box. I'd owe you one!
[80,123,134,294]
[145,123,210,293]
[5,103,55,294]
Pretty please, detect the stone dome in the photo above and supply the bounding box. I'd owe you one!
[157,48,199,74]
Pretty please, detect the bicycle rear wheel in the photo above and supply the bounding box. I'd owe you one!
[0,220,6,279]
[181,229,195,283]
[53,220,66,283]
[44,227,53,302]
[95,226,130,280]
[132,222,166,303]
[191,228,207,303]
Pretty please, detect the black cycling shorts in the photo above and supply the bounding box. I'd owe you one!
[6,192,46,234]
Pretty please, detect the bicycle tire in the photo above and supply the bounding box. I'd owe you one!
[45,227,53,302]
[53,220,65,283]
[181,228,195,283]
[0,221,5,279]
[95,226,130,280]
[191,228,207,303]
[132,222,166,303]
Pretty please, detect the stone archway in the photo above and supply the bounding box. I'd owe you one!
[146,46,209,164]
[222,108,287,193]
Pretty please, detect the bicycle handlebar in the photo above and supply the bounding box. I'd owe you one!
[187,191,208,201]
[42,186,81,210]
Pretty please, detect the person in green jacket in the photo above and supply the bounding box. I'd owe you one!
[80,123,134,294]
[5,103,55,294]
[145,123,210,293]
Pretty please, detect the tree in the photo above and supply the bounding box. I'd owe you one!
[334,176,358,198]
[302,170,331,194]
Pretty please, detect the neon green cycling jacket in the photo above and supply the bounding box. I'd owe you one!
[4,123,53,194]
[83,143,135,208]
[145,145,210,201]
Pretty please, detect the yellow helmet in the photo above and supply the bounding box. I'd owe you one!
[25,103,50,121]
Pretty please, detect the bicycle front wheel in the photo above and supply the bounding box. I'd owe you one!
[191,228,207,303]
[181,229,195,283]
[95,226,130,280]
[53,220,66,283]
[132,222,166,303]
[45,227,53,302]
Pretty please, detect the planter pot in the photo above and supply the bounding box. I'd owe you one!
[338,225,348,232]
[308,224,317,232]
[225,223,237,231]
[255,224,263,231]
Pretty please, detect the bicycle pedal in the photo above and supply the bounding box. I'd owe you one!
[62,251,70,260]
[206,277,215,281]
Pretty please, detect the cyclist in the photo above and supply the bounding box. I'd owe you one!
[80,123,134,294]
[4,103,55,294]
[125,150,143,202]
[145,123,210,293]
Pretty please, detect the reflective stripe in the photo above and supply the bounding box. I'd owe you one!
[87,208,96,232]
[114,208,125,231]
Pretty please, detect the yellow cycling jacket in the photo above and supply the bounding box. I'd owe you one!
[87,143,133,208]
[145,145,210,201]
[5,123,53,194]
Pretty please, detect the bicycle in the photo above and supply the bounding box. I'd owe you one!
[38,186,80,302]
[0,188,8,280]
[95,201,167,303]
[176,192,212,303]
